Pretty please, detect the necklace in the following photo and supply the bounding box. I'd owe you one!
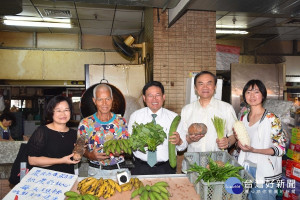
[58,131,66,138]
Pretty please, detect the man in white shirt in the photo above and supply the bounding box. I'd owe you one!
[178,71,237,153]
[128,81,186,175]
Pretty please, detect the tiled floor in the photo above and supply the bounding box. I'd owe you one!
[0,179,11,199]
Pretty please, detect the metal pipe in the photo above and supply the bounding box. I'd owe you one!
[33,32,37,48]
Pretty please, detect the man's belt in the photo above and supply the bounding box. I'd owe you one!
[89,161,134,170]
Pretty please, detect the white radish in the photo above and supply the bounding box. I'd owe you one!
[233,121,250,146]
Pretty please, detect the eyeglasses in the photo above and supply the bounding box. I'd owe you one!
[54,109,70,114]
[146,94,162,99]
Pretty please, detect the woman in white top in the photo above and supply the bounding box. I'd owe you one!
[235,79,286,200]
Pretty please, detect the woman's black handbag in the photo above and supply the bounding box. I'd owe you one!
[8,143,31,185]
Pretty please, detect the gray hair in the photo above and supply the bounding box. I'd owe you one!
[93,84,113,98]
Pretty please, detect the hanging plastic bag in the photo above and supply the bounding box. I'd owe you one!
[0,96,5,112]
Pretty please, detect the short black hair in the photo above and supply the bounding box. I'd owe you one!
[46,95,73,123]
[142,81,165,95]
[242,79,267,104]
[0,112,16,125]
[194,71,217,86]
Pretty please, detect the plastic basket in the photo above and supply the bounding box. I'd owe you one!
[184,151,254,200]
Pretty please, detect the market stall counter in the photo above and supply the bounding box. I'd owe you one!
[71,174,199,200]
[0,141,27,179]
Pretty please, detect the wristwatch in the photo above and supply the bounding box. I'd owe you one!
[227,137,231,149]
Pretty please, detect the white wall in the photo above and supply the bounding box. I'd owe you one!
[285,56,300,82]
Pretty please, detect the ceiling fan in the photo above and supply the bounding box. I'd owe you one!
[112,35,146,62]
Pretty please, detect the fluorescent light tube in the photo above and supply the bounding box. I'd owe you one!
[216,24,247,29]
[4,16,70,23]
[216,30,248,34]
[4,20,72,28]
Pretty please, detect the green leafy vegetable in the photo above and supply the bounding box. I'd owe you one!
[129,121,167,152]
[187,157,244,184]
[211,116,226,139]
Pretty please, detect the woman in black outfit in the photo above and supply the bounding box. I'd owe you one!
[27,95,80,174]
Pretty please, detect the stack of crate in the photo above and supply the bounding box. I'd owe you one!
[283,127,300,199]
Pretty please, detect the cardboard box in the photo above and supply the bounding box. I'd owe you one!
[286,159,300,182]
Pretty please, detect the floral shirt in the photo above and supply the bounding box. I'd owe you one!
[78,113,129,166]
[238,110,286,183]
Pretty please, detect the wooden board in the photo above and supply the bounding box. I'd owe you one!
[70,175,199,200]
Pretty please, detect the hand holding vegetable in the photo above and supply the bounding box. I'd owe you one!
[216,137,229,149]
[186,134,204,144]
[63,153,81,164]
[169,132,182,145]
[86,147,110,161]
[237,141,254,152]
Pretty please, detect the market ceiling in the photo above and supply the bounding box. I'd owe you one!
[0,0,300,41]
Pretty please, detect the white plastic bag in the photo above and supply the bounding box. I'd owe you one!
[0,96,5,112]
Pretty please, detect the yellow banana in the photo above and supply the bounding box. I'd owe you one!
[134,177,141,188]
[80,177,97,187]
[130,178,135,185]
[93,182,103,196]
[109,186,115,196]
[139,181,144,188]
[115,183,122,193]
[120,182,131,188]
[78,177,94,190]
[121,182,133,192]
[103,192,111,199]
[133,181,140,189]
[107,179,116,188]
[98,177,104,185]
[80,178,98,193]
[104,183,111,197]
[96,182,107,197]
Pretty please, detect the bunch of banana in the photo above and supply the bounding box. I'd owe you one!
[131,181,171,200]
[93,179,122,199]
[64,191,98,200]
[121,178,144,192]
[77,177,99,195]
[103,139,132,155]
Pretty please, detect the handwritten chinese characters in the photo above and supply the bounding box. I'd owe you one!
[3,167,78,200]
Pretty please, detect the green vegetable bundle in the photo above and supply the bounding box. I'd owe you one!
[129,121,167,152]
[211,116,226,139]
[187,157,244,184]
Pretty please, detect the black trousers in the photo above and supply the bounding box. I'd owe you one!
[130,156,176,175]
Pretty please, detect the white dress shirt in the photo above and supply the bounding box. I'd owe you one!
[178,97,237,152]
[128,107,186,162]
